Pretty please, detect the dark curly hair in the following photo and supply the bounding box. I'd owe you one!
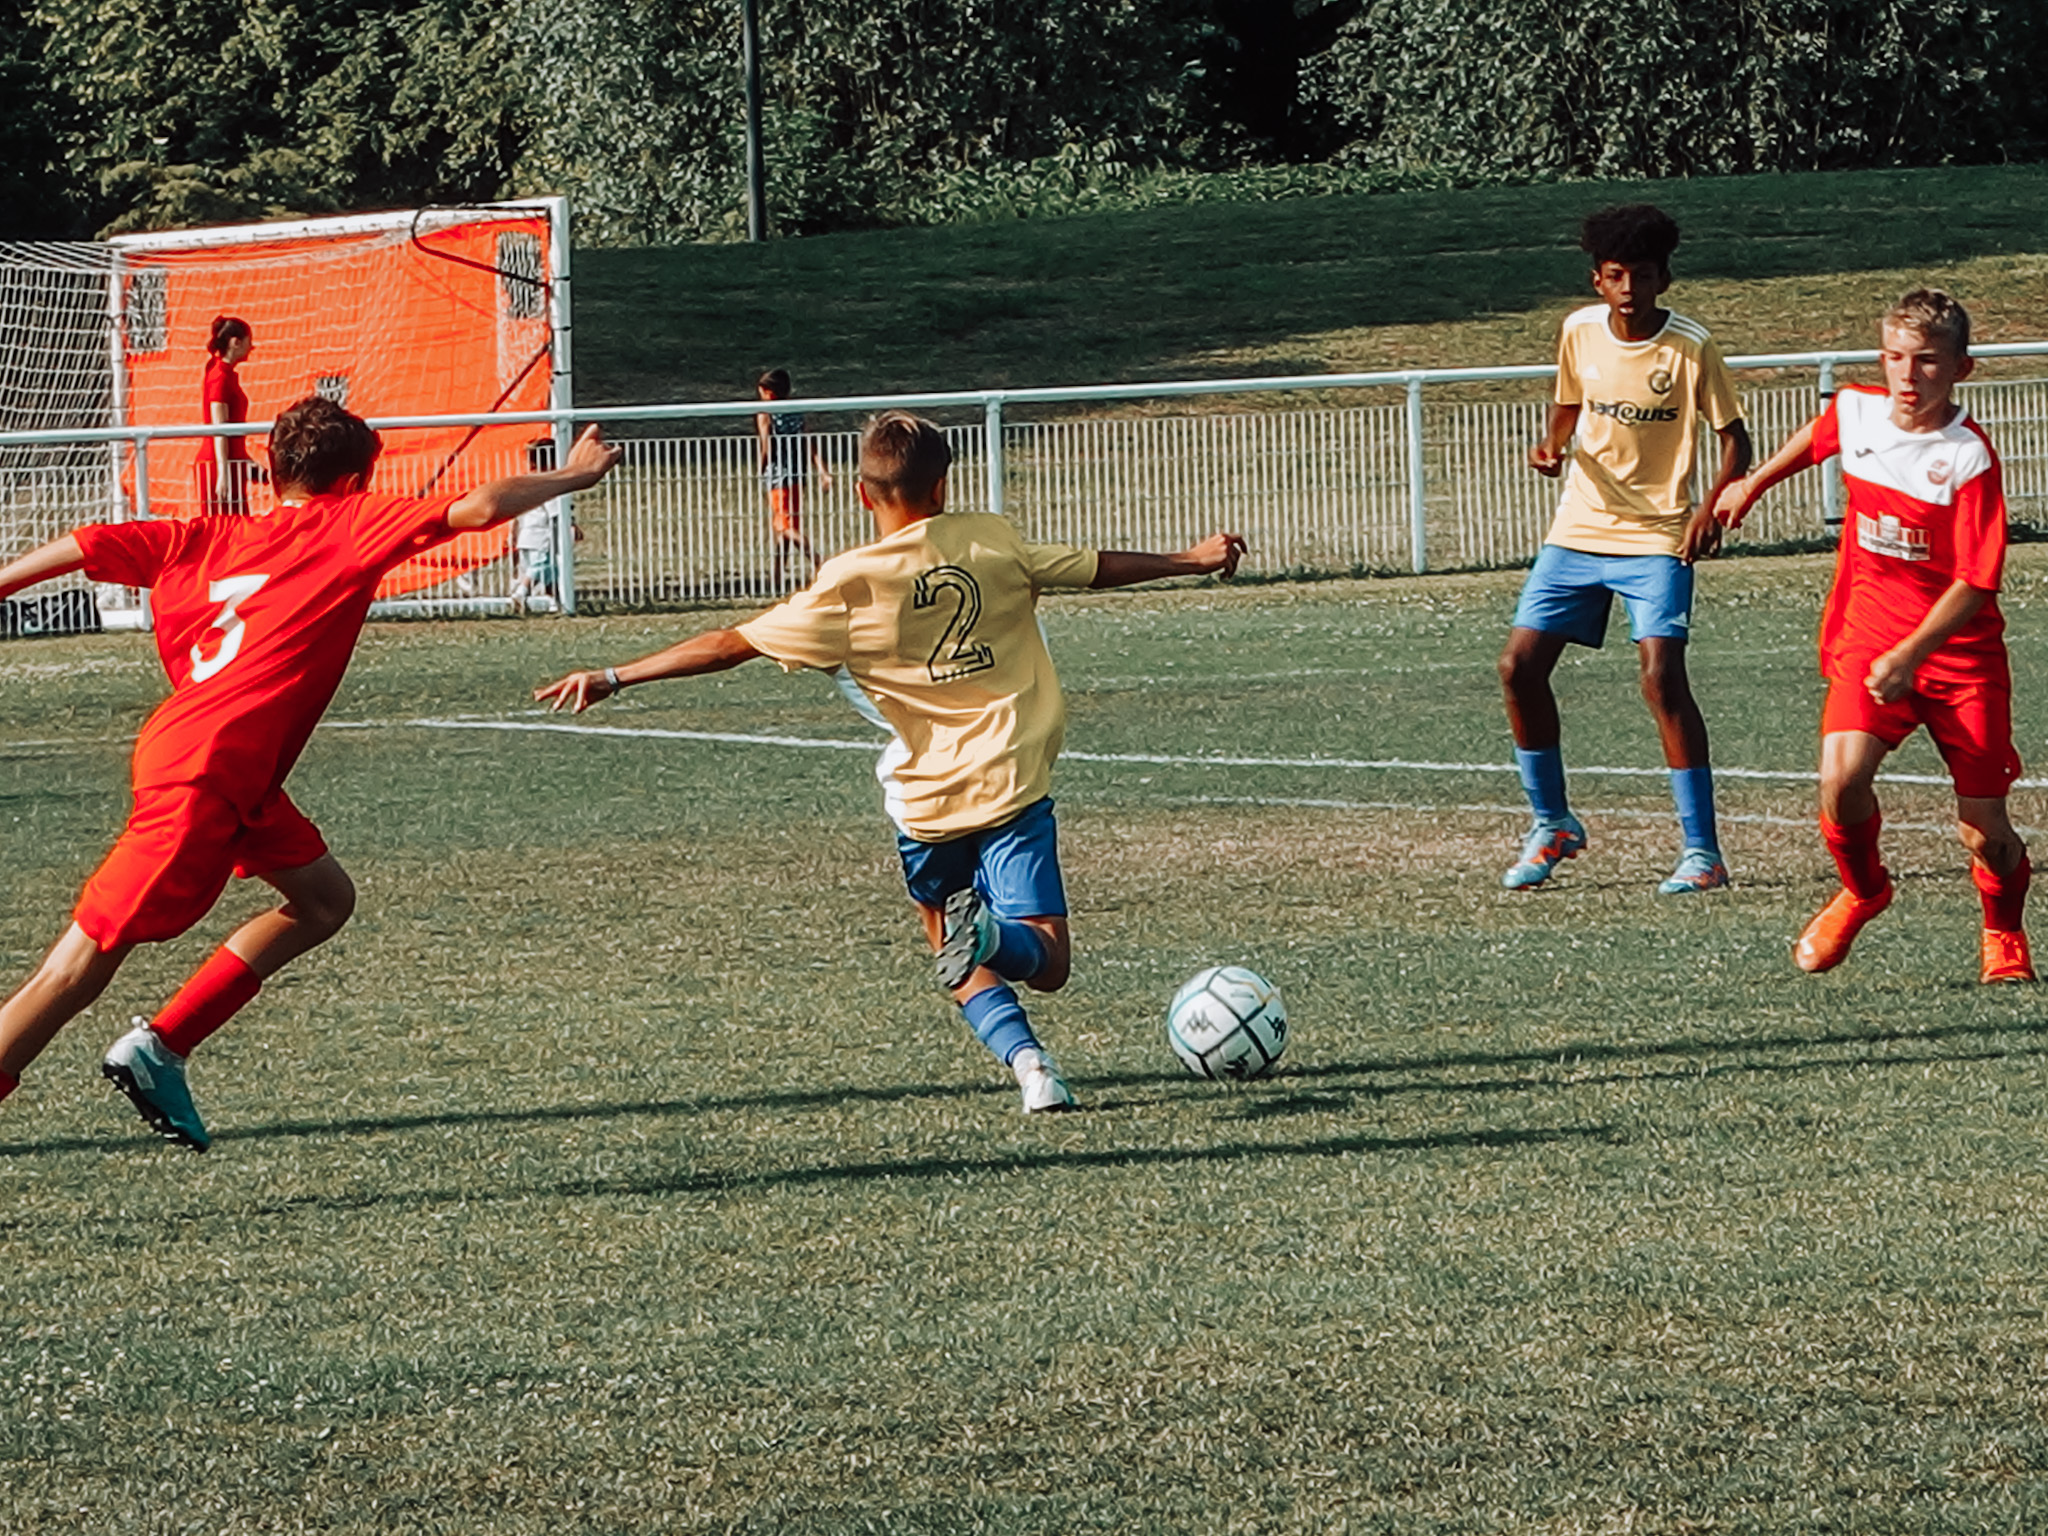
[1580,204,1680,272]
[269,395,380,494]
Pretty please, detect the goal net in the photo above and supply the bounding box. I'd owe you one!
[0,200,571,625]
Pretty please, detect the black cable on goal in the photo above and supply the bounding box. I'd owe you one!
[405,205,563,498]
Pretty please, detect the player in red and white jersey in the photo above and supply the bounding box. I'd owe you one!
[1714,289,2032,983]
[0,396,622,1147]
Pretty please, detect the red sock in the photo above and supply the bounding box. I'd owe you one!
[1821,811,1888,899]
[151,948,262,1058]
[1974,855,2031,933]
[0,1069,16,1103]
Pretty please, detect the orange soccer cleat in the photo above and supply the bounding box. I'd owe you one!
[1794,881,1894,974]
[1980,928,2037,985]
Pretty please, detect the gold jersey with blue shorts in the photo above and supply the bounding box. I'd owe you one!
[734,511,1100,843]
[1515,305,1745,646]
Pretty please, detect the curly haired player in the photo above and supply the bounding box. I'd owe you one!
[1500,204,1752,894]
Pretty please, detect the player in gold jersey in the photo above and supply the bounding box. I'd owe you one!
[1500,205,1751,895]
[537,411,1245,1112]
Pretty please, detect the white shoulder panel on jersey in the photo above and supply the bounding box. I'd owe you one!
[1836,389,1992,503]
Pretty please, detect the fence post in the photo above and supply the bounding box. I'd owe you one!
[135,434,153,632]
[985,395,1005,519]
[547,196,577,615]
[1817,356,1840,532]
[1405,377,1427,573]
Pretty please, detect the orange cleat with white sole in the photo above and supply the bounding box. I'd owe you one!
[1794,881,1894,973]
[1980,928,2036,985]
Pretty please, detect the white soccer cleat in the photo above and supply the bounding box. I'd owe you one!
[1011,1047,1076,1114]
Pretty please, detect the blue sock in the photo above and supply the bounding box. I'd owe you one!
[988,920,1047,983]
[1515,746,1570,822]
[961,984,1039,1066]
[1670,765,1718,853]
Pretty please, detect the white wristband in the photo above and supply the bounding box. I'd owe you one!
[603,667,622,693]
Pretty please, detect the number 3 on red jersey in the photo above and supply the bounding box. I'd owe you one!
[190,573,271,683]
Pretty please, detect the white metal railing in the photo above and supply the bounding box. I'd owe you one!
[5,345,2048,620]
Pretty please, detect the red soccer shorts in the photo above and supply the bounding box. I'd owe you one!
[1822,673,2022,799]
[767,485,803,538]
[75,782,329,949]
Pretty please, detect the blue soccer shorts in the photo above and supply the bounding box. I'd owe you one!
[897,797,1068,919]
[1511,544,1695,648]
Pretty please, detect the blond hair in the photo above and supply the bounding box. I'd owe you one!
[1884,288,1971,355]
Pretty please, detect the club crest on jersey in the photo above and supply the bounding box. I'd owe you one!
[1647,368,1674,395]
[1926,459,1953,487]
[1857,512,1930,561]
[1588,398,1680,425]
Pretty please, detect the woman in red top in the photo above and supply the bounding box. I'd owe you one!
[197,315,261,515]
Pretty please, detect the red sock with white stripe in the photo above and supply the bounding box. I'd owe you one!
[1821,812,1888,899]
[151,948,262,1058]
[1973,855,2031,934]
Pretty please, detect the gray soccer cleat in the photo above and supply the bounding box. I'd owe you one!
[102,1021,210,1151]
[936,887,998,990]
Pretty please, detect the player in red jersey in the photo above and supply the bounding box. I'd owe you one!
[0,396,623,1147]
[1713,289,2031,983]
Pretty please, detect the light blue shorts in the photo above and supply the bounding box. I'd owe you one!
[897,797,1068,919]
[1511,545,1694,648]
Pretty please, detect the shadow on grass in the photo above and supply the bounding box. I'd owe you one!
[3,1008,2043,1163]
[0,1123,1611,1234]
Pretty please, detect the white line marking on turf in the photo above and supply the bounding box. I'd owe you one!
[1148,795,2040,837]
[328,715,2046,790]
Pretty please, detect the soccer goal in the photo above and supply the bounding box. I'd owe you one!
[0,199,573,626]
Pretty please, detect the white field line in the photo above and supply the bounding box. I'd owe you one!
[1149,794,2037,838]
[320,715,2042,791]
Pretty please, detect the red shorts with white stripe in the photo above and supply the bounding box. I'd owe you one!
[75,782,328,949]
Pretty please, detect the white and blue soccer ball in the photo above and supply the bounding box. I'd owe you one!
[1167,965,1287,1080]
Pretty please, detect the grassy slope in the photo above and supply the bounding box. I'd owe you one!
[576,166,2048,406]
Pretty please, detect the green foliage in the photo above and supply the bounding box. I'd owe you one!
[11,0,2048,242]
[1311,0,2048,182]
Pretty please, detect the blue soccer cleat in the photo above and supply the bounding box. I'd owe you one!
[102,1021,210,1151]
[1502,814,1587,890]
[1659,847,1731,895]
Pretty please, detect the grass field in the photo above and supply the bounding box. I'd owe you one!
[576,164,2048,406]
[8,549,2048,1530]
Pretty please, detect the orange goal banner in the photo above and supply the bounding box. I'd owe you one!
[113,207,561,599]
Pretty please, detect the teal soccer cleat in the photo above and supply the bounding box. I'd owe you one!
[102,1022,210,1151]
[1658,847,1731,895]
[1502,814,1587,890]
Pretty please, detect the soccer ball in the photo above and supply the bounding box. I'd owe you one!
[1167,966,1287,1080]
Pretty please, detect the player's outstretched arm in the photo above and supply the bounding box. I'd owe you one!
[1091,533,1247,590]
[448,426,625,531]
[1712,419,1818,529]
[535,626,763,713]
[0,535,84,603]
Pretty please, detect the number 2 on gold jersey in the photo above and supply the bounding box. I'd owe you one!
[914,565,995,683]
[190,572,270,683]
